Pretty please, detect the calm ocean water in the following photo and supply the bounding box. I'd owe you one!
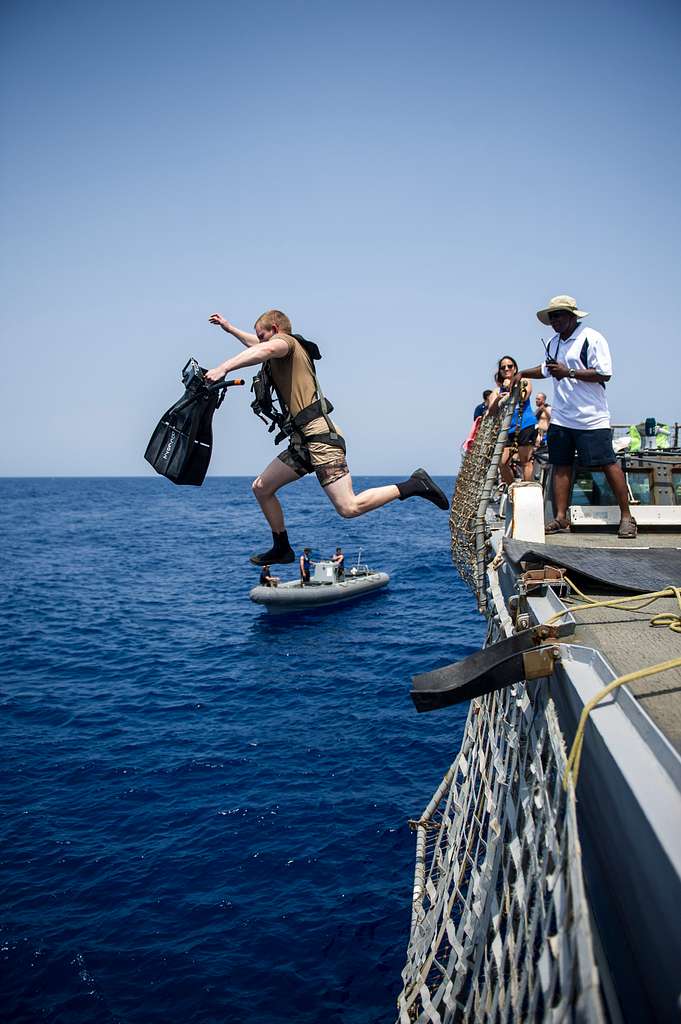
[1,476,483,1024]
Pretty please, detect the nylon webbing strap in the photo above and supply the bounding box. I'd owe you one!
[288,431,346,455]
[309,361,337,438]
[291,398,336,431]
[306,432,345,452]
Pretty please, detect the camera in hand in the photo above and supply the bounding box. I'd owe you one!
[542,338,557,366]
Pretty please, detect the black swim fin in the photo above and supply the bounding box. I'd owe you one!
[145,359,241,486]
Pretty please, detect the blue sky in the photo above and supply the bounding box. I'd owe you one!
[1,0,679,476]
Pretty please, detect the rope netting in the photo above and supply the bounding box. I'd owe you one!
[397,677,604,1023]
[449,395,516,610]
[399,400,605,1022]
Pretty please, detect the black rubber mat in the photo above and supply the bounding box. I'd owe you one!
[411,621,574,711]
[503,539,681,592]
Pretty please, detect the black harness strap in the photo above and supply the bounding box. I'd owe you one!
[298,431,346,453]
[251,334,343,445]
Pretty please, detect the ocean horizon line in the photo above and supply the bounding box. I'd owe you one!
[0,471,457,480]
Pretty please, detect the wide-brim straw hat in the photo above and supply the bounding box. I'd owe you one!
[536,294,589,326]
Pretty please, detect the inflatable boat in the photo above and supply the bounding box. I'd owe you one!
[250,555,389,613]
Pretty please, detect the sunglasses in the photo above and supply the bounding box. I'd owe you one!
[500,363,515,370]
[547,310,570,320]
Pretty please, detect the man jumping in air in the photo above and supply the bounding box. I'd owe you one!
[205,309,448,565]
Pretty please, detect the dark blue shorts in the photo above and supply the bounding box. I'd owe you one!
[547,425,616,467]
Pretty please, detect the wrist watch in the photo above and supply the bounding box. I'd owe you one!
[568,368,577,379]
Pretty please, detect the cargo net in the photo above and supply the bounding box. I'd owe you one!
[397,679,604,1024]
[449,401,512,608]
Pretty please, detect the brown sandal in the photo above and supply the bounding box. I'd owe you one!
[545,518,570,534]
[617,517,638,539]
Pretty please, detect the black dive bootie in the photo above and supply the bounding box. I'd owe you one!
[250,530,296,566]
[396,468,449,510]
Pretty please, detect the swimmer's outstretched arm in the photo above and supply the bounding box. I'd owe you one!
[208,313,259,348]
[205,337,289,382]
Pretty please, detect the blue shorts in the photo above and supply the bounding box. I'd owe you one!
[547,425,616,467]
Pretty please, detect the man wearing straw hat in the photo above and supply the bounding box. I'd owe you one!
[515,295,636,539]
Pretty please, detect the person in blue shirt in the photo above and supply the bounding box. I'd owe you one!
[472,390,492,420]
[300,548,313,585]
[259,565,279,587]
[488,355,537,483]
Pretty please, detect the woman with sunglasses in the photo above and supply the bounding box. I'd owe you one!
[489,355,537,483]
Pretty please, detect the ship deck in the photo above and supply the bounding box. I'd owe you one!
[546,529,681,550]
[529,527,681,755]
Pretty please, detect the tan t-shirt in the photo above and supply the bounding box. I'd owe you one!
[268,334,316,417]
[268,334,338,438]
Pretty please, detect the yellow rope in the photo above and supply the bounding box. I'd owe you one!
[545,578,681,630]
[564,656,681,790]
[550,578,681,789]
[650,610,681,634]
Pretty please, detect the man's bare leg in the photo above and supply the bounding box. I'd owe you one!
[252,458,300,532]
[324,468,448,518]
[499,448,514,485]
[518,446,535,482]
[551,465,572,524]
[551,462,635,536]
[324,474,400,518]
[250,462,447,562]
[601,462,636,536]
[250,458,300,565]
[601,463,633,519]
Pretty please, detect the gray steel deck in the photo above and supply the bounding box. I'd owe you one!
[527,527,681,754]
[547,527,681,550]
[569,594,681,754]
